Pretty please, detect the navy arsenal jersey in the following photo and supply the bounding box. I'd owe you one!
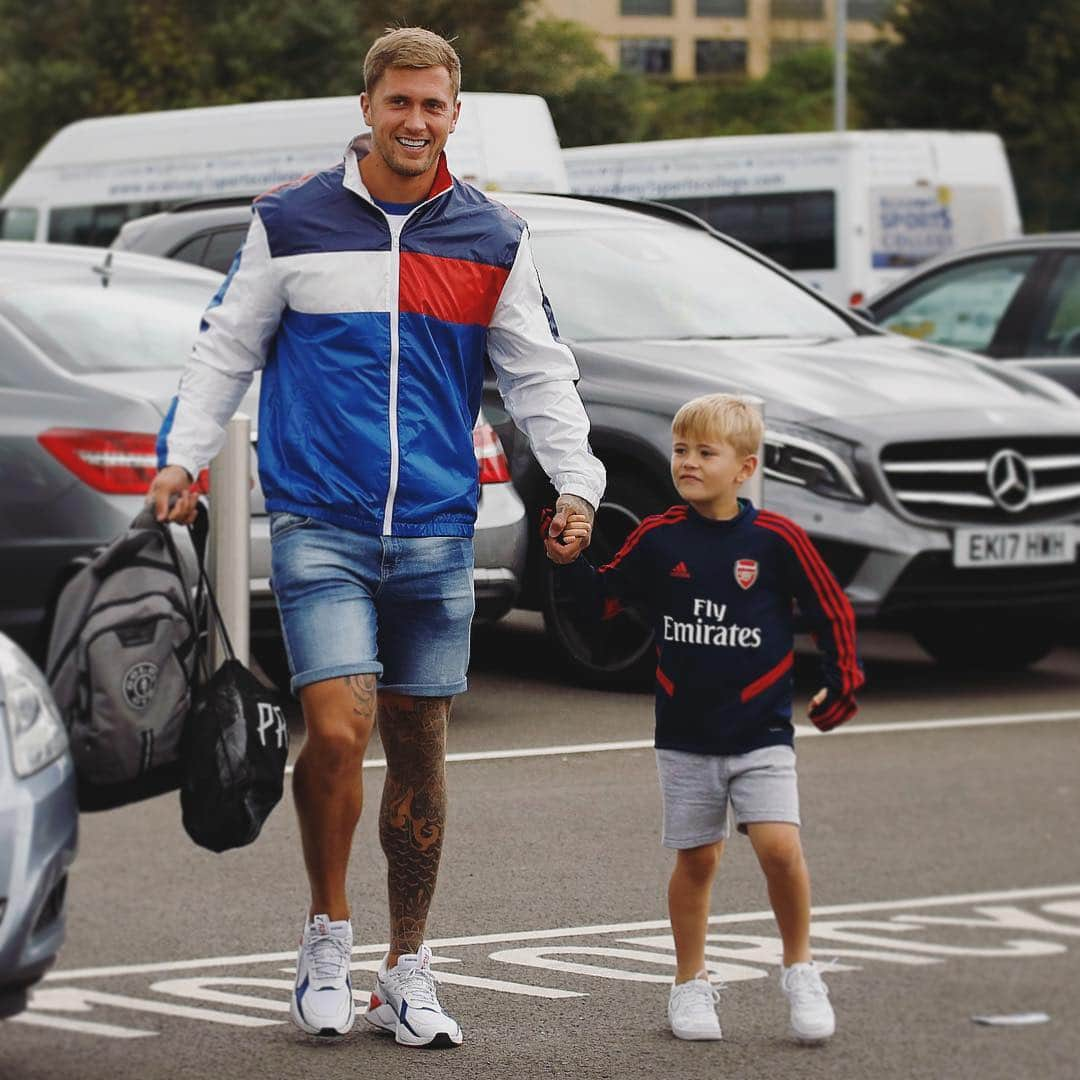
[560,500,864,755]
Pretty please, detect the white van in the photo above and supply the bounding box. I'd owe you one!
[0,93,568,247]
[564,130,1021,306]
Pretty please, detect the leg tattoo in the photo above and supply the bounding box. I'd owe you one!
[378,695,450,958]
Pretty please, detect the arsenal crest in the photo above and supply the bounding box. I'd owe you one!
[734,558,758,590]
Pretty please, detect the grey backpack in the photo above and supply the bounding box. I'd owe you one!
[46,509,203,810]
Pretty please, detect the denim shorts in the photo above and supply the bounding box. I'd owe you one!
[655,745,800,849]
[269,512,475,696]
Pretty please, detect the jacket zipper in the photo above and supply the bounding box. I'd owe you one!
[383,225,401,535]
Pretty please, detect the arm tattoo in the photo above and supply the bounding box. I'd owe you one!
[377,696,450,957]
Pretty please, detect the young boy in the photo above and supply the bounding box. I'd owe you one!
[543,393,864,1044]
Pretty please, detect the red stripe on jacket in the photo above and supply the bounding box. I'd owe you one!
[601,506,688,573]
[740,650,794,703]
[399,252,509,326]
[753,511,862,697]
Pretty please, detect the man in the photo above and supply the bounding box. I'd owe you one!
[147,27,603,1049]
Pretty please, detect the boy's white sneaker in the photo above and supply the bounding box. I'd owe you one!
[365,944,463,1048]
[780,962,835,1043]
[668,975,722,1040]
[290,914,356,1036]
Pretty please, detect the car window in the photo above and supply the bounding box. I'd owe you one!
[0,207,39,241]
[1027,253,1080,358]
[170,233,210,267]
[873,254,1036,353]
[202,228,249,274]
[528,225,854,342]
[0,273,218,373]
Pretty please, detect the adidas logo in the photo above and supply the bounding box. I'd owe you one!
[669,561,691,580]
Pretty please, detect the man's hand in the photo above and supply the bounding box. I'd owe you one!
[543,493,595,565]
[146,465,200,525]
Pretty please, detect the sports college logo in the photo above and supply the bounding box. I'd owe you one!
[734,558,759,590]
[122,662,159,710]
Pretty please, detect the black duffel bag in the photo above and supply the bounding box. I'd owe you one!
[180,558,290,853]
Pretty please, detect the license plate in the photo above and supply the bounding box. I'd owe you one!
[953,525,1079,568]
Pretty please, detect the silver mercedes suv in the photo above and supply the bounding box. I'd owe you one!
[114,195,1080,684]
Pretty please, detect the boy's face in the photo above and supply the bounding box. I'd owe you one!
[671,429,757,511]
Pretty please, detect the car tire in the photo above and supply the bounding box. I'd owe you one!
[541,475,674,688]
[913,617,1058,671]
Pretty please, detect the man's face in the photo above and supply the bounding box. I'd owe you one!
[361,66,459,180]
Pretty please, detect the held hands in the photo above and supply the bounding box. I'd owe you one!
[541,494,595,565]
[146,465,200,525]
[808,686,858,732]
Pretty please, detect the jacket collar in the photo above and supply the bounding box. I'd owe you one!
[342,139,454,206]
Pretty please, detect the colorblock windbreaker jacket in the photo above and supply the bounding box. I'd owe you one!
[157,142,605,537]
[559,500,864,755]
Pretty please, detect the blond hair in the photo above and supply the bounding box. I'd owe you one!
[363,27,462,100]
[672,394,763,459]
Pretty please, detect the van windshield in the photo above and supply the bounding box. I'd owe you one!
[529,224,854,342]
[0,274,217,373]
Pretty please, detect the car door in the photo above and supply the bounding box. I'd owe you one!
[870,252,1042,356]
[1012,251,1080,395]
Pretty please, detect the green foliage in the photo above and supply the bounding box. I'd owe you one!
[852,0,1080,230]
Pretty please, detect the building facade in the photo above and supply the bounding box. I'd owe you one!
[538,0,890,81]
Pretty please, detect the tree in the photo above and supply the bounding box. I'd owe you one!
[852,0,1080,230]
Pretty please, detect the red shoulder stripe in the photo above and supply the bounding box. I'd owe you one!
[601,505,688,573]
[754,512,861,696]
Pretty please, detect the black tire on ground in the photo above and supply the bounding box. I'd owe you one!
[913,617,1058,671]
[542,475,673,688]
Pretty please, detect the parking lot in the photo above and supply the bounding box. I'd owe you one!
[2,615,1078,1080]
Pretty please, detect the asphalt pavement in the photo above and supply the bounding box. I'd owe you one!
[2,615,1078,1080]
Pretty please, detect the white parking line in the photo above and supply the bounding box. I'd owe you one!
[42,882,1080,982]
[284,708,1080,774]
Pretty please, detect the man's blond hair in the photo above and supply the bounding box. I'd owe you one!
[363,27,462,101]
[672,394,763,459]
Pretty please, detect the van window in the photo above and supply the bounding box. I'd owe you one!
[666,190,836,271]
[47,201,173,247]
[0,207,39,241]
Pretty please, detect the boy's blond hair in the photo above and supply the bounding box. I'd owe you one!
[672,394,763,459]
[364,27,462,101]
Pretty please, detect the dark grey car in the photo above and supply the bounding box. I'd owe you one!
[114,197,1080,684]
[866,234,1080,396]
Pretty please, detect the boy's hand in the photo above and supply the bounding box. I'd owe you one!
[541,496,594,564]
[808,687,858,732]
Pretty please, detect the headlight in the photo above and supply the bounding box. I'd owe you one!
[763,424,866,503]
[0,636,69,778]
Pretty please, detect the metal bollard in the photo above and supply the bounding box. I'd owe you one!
[746,396,765,507]
[208,414,251,670]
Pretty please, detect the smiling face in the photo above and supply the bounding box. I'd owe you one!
[361,65,459,185]
[671,430,757,519]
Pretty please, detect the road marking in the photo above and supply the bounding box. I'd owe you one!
[8,1012,155,1038]
[41,882,1080,982]
[283,708,1080,774]
[13,885,1079,1042]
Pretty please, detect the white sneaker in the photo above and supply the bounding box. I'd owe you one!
[668,975,722,1040]
[365,943,463,1048]
[780,962,835,1043]
[289,914,356,1036]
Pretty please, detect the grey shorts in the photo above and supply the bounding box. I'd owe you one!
[655,745,800,849]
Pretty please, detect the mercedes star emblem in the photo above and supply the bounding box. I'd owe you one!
[986,448,1034,513]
